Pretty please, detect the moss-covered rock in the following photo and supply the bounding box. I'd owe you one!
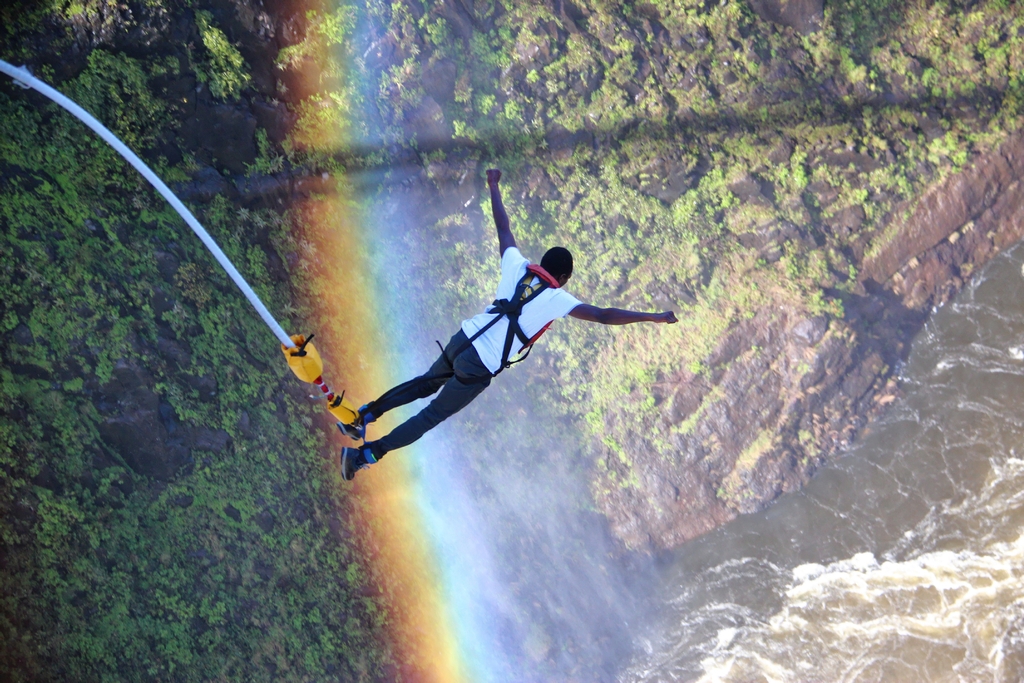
[0,1,391,680]
[357,0,1024,549]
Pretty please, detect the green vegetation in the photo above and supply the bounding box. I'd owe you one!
[194,10,251,100]
[0,4,390,681]
[718,428,775,507]
[362,0,1024,504]
[277,5,362,159]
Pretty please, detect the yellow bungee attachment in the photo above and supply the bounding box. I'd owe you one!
[326,393,359,425]
[282,333,323,383]
[282,333,361,428]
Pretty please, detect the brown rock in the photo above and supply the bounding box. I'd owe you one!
[422,59,458,104]
[546,124,594,162]
[792,316,828,347]
[96,361,191,480]
[405,96,451,148]
[747,0,824,35]
[864,132,1024,288]
[94,360,231,481]
[614,133,1024,550]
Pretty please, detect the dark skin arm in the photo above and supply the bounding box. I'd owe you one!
[487,168,516,256]
[569,305,678,325]
[487,168,677,326]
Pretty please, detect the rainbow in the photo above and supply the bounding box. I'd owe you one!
[3,0,540,676]
[290,193,465,680]
[284,4,470,678]
[283,3,567,678]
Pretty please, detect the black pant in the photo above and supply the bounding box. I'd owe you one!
[365,330,491,457]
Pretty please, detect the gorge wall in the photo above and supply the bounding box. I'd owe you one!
[353,0,1024,550]
[5,0,1024,679]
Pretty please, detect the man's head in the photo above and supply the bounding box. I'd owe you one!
[541,247,573,286]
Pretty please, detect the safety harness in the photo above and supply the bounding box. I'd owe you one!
[452,263,561,382]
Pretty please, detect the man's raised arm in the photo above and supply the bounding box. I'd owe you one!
[487,168,517,256]
[569,304,678,325]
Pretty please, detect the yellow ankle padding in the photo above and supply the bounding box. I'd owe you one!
[327,394,359,425]
[282,334,323,383]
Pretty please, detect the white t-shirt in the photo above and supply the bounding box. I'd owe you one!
[461,247,582,374]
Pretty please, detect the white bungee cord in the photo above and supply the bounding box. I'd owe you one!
[0,59,297,349]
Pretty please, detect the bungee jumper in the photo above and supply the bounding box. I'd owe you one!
[338,168,678,480]
[0,63,675,475]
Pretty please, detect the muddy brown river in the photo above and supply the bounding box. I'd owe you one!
[625,244,1024,681]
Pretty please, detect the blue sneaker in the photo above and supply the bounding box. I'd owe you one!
[336,404,374,441]
[336,421,364,440]
[340,445,376,481]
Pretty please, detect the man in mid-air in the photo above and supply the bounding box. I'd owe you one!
[340,168,677,480]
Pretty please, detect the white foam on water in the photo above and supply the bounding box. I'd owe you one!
[696,540,1024,681]
[791,563,826,584]
[714,627,738,650]
[691,458,1024,683]
[698,650,793,683]
[623,247,1024,683]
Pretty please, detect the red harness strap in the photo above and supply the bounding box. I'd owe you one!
[526,263,561,288]
[523,264,561,346]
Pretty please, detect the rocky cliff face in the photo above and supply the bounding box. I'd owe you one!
[602,132,1024,549]
[1,2,392,680]
[353,0,1024,550]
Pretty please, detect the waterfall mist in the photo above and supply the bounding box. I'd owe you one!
[354,165,658,681]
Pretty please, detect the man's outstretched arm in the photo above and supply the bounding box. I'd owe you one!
[487,168,516,256]
[569,304,678,325]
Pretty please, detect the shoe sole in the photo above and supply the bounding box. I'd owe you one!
[340,447,357,481]
[336,421,365,440]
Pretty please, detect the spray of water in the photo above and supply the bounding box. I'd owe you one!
[354,165,655,681]
[698,461,1024,682]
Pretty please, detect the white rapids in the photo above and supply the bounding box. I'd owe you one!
[624,245,1024,683]
[698,460,1024,683]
